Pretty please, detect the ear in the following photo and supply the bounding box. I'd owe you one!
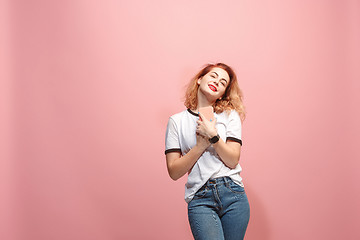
[197,77,202,85]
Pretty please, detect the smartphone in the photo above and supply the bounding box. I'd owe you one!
[199,106,214,122]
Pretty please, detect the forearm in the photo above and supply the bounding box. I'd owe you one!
[212,139,240,169]
[168,145,206,180]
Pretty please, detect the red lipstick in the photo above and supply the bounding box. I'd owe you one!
[208,84,217,92]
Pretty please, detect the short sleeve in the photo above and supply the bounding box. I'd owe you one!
[226,110,243,146]
[165,117,181,155]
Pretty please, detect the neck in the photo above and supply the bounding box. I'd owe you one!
[194,89,214,112]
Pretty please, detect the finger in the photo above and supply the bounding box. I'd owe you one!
[198,112,205,121]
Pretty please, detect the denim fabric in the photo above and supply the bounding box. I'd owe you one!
[187,177,250,240]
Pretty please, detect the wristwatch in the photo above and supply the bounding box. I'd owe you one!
[209,134,220,144]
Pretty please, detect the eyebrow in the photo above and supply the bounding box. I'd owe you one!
[211,71,228,84]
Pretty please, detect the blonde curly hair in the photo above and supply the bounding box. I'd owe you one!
[184,63,246,122]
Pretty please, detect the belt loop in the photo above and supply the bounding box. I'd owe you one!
[224,176,230,187]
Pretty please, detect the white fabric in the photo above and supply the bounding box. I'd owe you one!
[165,109,244,203]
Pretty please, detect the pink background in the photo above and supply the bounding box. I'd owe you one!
[1,0,360,239]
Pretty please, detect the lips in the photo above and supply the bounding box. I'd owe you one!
[208,84,217,92]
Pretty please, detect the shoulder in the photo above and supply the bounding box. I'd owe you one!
[169,109,187,121]
[229,109,241,119]
[167,109,189,126]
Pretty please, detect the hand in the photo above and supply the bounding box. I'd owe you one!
[196,132,211,150]
[196,112,218,139]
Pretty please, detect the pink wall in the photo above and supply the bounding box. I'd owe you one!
[2,0,360,239]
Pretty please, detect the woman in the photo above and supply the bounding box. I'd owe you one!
[165,63,250,240]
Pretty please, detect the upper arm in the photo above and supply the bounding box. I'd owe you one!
[226,110,243,148]
[165,151,182,180]
[225,139,241,159]
[165,117,182,174]
[225,111,243,159]
[166,151,182,169]
[165,117,181,155]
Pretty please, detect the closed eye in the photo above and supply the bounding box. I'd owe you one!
[220,80,227,86]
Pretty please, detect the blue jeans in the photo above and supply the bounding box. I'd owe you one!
[187,177,250,240]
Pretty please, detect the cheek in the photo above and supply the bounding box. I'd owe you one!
[218,88,226,96]
[201,80,209,89]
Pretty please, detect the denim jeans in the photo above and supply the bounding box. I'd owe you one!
[187,177,250,240]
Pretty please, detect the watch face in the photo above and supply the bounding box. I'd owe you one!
[210,135,220,144]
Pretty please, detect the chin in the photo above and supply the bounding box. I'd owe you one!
[199,88,219,101]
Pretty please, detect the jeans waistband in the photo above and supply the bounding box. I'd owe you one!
[206,176,231,186]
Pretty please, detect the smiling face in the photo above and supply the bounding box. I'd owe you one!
[197,67,230,103]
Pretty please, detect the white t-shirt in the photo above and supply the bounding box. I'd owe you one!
[165,108,244,203]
